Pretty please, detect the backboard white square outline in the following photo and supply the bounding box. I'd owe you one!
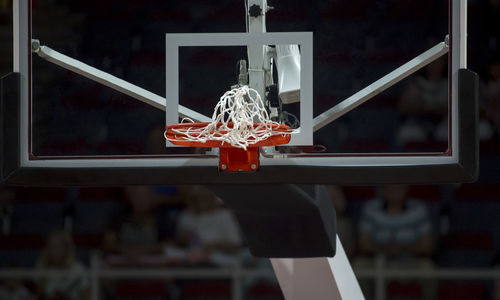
[165,32,313,146]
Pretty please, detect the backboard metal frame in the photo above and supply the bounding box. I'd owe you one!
[1,0,478,186]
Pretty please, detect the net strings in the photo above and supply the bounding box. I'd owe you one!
[166,85,295,150]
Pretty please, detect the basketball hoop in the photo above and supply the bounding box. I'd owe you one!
[165,86,295,171]
[166,122,291,171]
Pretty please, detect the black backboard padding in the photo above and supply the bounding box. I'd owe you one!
[457,68,479,181]
[0,73,20,182]
[210,184,336,258]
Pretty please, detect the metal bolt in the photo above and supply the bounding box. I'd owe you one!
[251,164,257,170]
[31,39,40,53]
[248,4,262,17]
[221,164,227,170]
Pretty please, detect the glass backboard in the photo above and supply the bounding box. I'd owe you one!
[1,0,478,185]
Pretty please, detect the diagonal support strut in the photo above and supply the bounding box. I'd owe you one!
[34,43,211,122]
[313,41,449,132]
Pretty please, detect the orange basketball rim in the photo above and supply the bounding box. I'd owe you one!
[165,122,292,172]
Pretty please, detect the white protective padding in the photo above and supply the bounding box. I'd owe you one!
[276,44,301,104]
[166,85,295,150]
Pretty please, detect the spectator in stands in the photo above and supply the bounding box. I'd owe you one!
[103,186,163,260]
[36,230,89,300]
[355,185,435,299]
[0,281,31,300]
[0,0,10,15]
[0,264,32,300]
[173,186,242,266]
[483,56,500,136]
[326,185,355,257]
[0,186,15,235]
[397,55,448,144]
[399,55,448,117]
[357,185,434,257]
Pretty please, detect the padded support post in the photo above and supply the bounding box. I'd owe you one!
[210,184,336,257]
[209,184,364,299]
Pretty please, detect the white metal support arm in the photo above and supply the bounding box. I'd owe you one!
[33,42,211,122]
[313,41,449,131]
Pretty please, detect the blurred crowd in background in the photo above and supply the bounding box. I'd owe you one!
[0,0,500,299]
[0,184,499,300]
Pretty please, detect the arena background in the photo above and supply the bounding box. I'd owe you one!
[1,0,500,299]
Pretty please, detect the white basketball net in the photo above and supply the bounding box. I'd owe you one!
[167,85,294,150]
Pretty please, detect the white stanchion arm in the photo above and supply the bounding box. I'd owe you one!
[33,42,210,122]
[246,0,268,107]
[313,41,449,132]
[271,236,364,300]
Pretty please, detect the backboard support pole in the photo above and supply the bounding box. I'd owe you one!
[247,0,268,105]
[271,236,364,300]
[212,183,364,300]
